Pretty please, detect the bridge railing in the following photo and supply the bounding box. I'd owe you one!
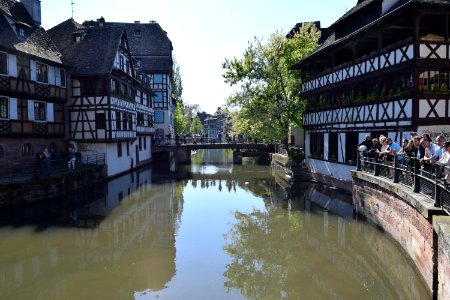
[357,151,450,215]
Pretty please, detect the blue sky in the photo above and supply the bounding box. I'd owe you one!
[41,0,357,114]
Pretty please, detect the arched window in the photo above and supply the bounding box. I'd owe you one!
[22,143,33,156]
[0,145,4,158]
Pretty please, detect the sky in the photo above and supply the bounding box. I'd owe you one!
[41,0,358,114]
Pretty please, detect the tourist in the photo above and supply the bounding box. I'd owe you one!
[420,137,439,167]
[41,148,51,174]
[359,134,373,149]
[435,141,450,180]
[378,135,388,159]
[435,135,446,160]
[68,146,76,170]
[385,137,403,163]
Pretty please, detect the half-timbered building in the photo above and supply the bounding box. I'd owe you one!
[107,20,175,140]
[0,0,68,169]
[48,18,154,177]
[292,0,450,190]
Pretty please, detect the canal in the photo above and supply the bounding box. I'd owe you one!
[0,149,430,299]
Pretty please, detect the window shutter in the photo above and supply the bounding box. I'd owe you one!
[55,68,61,86]
[48,66,56,85]
[9,98,17,120]
[30,60,36,81]
[7,54,17,77]
[27,100,34,121]
[47,102,54,122]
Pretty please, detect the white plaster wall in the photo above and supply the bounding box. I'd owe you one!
[306,158,354,182]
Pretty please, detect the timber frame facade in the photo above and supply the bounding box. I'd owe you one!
[0,0,68,169]
[292,0,450,190]
[49,18,155,177]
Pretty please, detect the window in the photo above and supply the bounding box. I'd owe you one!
[345,132,358,164]
[144,136,147,150]
[22,143,33,156]
[36,63,48,83]
[0,145,3,158]
[122,113,127,130]
[135,58,142,67]
[18,28,25,37]
[34,101,46,121]
[153,74,163,84]
[0,97,8,118]
[116,111,121,130]
[139,137,142,151]
[137,113,144,126]
[128,114,133,130]
[119,55,124,71]
[155,111,164,123]
[310,132,324,158]
[126,142,130,156]
[154,91,164,103]
[60,69,66,87]
[328,133,339,161]
[0,52,7,75]
[96,113,106,129]
[134,29,141,37]
[117,142,122,157]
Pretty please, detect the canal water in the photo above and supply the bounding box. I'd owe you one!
[0,149,430,299]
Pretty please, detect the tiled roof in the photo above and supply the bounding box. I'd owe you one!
[106,21,173,72]
[48,19,125,75]
[0,0,62,64]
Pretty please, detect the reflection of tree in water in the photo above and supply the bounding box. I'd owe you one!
[223,207,304,300]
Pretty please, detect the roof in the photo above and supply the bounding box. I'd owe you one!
[48,19,125,75]
[0,0,62,64]
[107,21,173,72]
[292,0,450,69]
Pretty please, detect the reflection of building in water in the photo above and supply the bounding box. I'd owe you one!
[0,167,182,300]
[194,149,232,165]
[224,180,429,299]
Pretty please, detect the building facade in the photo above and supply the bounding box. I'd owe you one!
[0,0,68,169]
[293,0,450,190]
[49,18,154,177]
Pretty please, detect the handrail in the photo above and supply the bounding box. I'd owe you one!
[357,151,450,215]
[0,153,106,184]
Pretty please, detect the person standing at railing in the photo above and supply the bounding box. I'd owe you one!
[41,148,51,174]
[434,141,450,180]
[385,138,403,163]
[434,135,446,160]
[378,135,388,160]
[68,147,76,170]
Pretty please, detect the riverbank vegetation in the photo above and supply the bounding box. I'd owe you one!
[222,23,320,142]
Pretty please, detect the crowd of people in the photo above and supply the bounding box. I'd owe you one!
[358,132,450,178]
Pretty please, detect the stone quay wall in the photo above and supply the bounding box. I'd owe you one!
[351,170,449,299]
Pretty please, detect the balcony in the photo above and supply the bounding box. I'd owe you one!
[301,40,450,94]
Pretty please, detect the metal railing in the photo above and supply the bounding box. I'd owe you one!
[0,153,106,184]
[357,151,450,215]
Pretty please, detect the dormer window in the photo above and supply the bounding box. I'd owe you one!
[134,29,141,37]
[135,58,142,68]
[0,52,7,75]
[36,63,48,83]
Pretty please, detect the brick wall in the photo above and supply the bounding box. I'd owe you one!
[351,171,446,297]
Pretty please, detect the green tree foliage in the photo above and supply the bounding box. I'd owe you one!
[174,100,187,134]
[190,115,203,134]
[222,23,320,141]
[172,56,187,134]
[184,103,201,132]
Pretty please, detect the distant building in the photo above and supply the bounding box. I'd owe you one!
[292,0,450,190]
[49,18,154,177]
[0,0,68,168]
[203,109,229,141]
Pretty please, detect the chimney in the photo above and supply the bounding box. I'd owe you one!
[21,0,41,26]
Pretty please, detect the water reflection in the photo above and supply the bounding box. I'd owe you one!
[0,149,430,299]
[0,167,181,300]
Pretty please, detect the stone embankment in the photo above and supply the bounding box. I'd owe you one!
[352,171,450,299]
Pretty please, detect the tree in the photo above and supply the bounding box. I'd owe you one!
[171,56,187,134]
[190,115,203,134]
[222,23,320,142]
[184,103,201,132]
